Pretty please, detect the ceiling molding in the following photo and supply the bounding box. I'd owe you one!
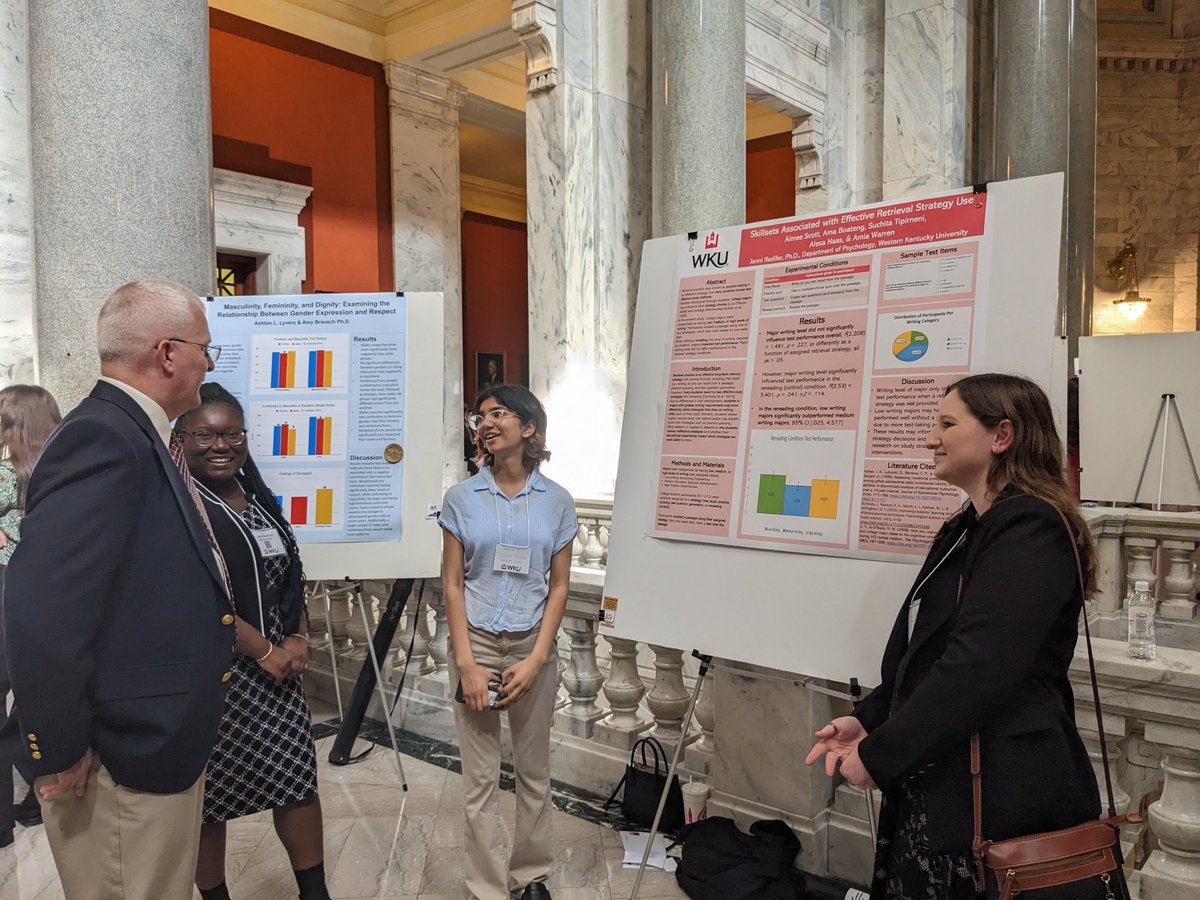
[1098,37,1200,72]
[460,174,526,223]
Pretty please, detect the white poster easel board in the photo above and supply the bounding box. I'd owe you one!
[205,291,444,580]
[603,174,1066,683]
[1079,332,1200,507]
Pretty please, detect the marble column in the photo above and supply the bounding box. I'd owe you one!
[881,0,968,200]
[28,0,215,409]
[651,0,745,236]
[823,1,885,209]
[515,0,649,499]
[384,62,468,491]
[994,0,1096,364]
[0,0,35,387]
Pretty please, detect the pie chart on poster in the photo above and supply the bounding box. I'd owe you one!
[892,330,929,362]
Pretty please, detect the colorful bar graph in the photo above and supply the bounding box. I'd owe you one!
[273,423,296,456]
[271,351,298,388]
[757,475,840,520]
[315,488,334,525]
[306,416,333,455]
[306,350,333,388]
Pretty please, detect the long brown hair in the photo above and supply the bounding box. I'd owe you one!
[947,373,1097,598]
[0,385,62,506]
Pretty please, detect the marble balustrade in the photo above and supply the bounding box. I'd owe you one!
[1084,507,1200,650]
[300,503,1200,894]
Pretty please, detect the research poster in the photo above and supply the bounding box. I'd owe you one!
[206,293,407,543]
[653,189,991,561]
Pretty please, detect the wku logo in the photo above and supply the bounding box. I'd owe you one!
[691,250,729,269]
[704,231,720,249]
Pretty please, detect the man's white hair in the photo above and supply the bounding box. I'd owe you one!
[96,280,205,365]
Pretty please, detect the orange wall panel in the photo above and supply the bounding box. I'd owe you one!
[746,133,796,224]
[462,212,529,401]
[209,12,392,292]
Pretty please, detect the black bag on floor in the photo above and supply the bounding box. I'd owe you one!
[675,816,806,900]
[603,736,684,831]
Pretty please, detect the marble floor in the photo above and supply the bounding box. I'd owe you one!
[0,729,691,900]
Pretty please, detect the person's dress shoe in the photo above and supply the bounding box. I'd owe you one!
[520,883,552,900]
[13,790,42,828]
[0,829,13,849]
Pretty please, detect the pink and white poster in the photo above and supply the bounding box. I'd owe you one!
[651,190,992,561]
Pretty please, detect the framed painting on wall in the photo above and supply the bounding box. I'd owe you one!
[476,350,505,395]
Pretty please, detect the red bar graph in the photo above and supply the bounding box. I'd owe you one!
[290,496,308,525]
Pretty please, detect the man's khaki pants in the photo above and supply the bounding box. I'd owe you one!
[37,763,204,900]
[449,626,559,900]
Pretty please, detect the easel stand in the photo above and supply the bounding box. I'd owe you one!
[629,650,713,900]
[1133,392,1200,509]
[326,578,410,791]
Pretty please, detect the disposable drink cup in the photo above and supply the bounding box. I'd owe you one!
[681,781,709,824]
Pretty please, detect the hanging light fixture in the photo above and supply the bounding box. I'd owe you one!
[1105,242,1150,321]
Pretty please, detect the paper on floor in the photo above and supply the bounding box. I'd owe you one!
[619,830,678,872]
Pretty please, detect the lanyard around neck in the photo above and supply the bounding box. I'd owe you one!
[491,474,532,549]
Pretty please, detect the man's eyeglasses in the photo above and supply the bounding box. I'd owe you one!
[467,408,517,431]
[179,429,247,448]
[164,337,222,363]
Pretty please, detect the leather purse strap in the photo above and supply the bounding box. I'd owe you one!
[969,505,1117,859]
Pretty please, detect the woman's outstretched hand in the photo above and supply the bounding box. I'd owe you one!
[804,715,868,777]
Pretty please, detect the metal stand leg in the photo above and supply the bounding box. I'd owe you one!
[350,581,408,790]
[630,652,712,900]
[320,581,345,720]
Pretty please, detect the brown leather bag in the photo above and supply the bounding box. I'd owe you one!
[966,508,1139,900]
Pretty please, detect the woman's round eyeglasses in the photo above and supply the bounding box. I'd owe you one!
[467,409,517,431]
[180,428,248,448]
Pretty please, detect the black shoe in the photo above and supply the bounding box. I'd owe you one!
[520,884,552,900]
[0,830,12,849]
[13,789,41,828]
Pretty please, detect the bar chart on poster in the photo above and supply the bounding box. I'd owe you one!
[604,174,1068,680]
[206,292,445,580]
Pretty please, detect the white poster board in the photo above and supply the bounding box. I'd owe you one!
[1079,332,1200,507]
[603,175,1066,683]
[205,291,444,580]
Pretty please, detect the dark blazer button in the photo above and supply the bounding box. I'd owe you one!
[221,614,235,625]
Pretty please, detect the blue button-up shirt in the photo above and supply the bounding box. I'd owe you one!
[438,466,578,633]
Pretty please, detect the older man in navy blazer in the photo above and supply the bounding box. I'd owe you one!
[4,280,235,899]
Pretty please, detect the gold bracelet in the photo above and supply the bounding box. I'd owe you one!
[257,644,273,662]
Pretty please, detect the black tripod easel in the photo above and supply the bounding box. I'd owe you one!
[326,577,417,790]
[1132,393,1200,509]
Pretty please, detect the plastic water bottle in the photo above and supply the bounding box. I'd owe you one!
[1127,579,1156,661]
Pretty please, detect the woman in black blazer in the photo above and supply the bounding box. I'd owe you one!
[807,374,1102,899]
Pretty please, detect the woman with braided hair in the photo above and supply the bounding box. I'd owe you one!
[175,382,329,900]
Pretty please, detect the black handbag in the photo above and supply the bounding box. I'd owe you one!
[604,735,685,831]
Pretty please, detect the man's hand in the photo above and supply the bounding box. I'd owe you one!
[39,747,95,801]
[495,654,545,710]
[804,715,868,777]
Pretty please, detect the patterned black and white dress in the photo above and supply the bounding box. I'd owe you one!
[203,499,318,824]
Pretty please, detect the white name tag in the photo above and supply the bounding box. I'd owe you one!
[252,526,288,558]
[493,543,531,575]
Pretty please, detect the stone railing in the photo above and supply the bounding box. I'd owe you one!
[1084,506,1200,650]
[302,502,1200,896]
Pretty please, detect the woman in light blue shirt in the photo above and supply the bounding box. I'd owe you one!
[439,384,576,900]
